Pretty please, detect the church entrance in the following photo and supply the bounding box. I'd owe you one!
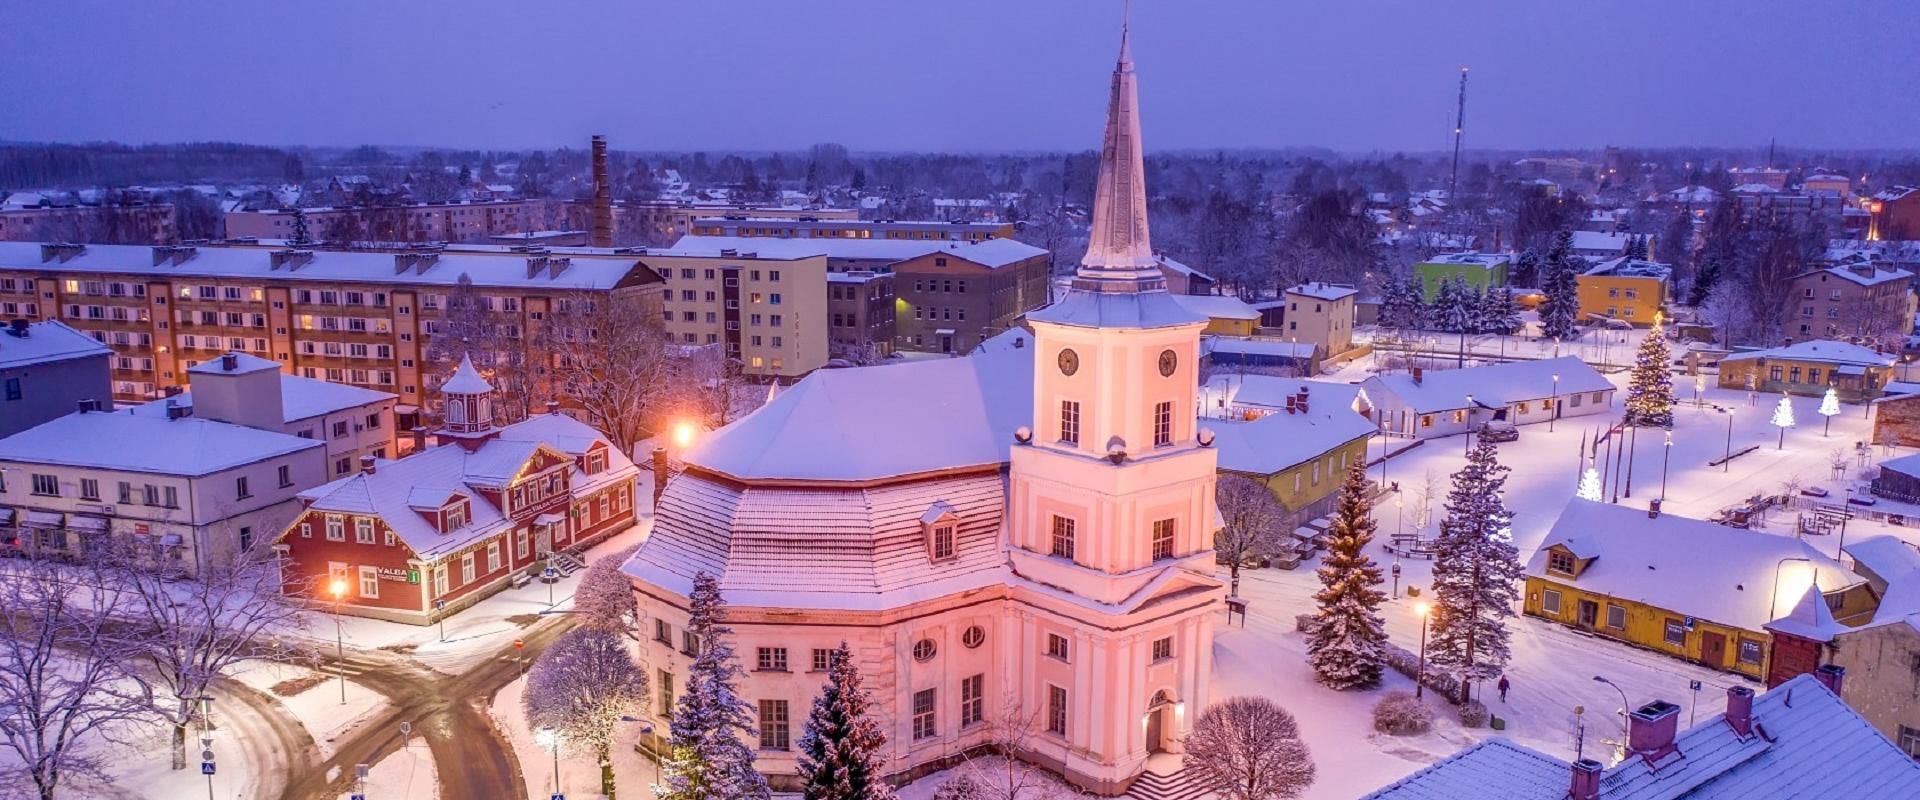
[1145,691,1173,753]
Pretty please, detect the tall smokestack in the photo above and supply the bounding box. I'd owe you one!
[591,134,613,248]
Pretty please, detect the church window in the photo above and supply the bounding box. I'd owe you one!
[811,648,834,672]
[1047,685,1068,735]
[758,699,790,750]
[1059,400,1080,445]
[1046,633,1069,662]
[447,400,465,424]
[912,689,937,740]
[961,674,984,727]
[1152,637,1173,661]
[1153,401,1172,447]
[1152,519,1176,561]
[961,626,986,648]
[756,647,788,672]
[913,639,937,662]
[1049,516,1076,560]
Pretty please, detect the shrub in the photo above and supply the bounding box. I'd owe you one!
[1381,642,1461,702]
[932,773,987,800]
[1457,699,1490,728]
[1294,613,1319,633]
[1372,691,1434,735]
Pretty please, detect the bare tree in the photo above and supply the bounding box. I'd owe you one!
[535,291,677,454]
[1184,697,1316,800]
[113,537,310,770]
[0,559,150,800]
[524,626,650,800]
[959,696,1066,800]
[1215,475,1288,595]
[573,545,641,637]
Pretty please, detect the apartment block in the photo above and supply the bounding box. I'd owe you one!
[0,320,112,438]
[827,271,896,360]
[224,199,569,243]
[0,241,664,411]
[637,249,829,377]
[688,216,1012,242]
[0,204,177,244]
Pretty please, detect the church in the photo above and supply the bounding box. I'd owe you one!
[622,17,1226,795]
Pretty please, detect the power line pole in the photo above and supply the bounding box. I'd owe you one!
[1448,67,1469,203]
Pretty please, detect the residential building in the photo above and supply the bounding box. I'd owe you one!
[1577,258,1671,326]
[0,241,665,408]
[0,203,177,244]
[688,217,1012,242]
[272,357,638,623]
[1169,294,1259,336]
[1728,165,1790,190]
[224,199,570,243]
[0,401,327,572]
[623,25,1223,794]
[1568,230,1653,261]
[1524,499,1873,681]
[1717,340,1895,401]
[129,352,399,478]
[826,271,896,361]
[1206,381,1376,517]
[1787,263,1915,344]
[0,319,111,438]
[1413,252,1510,300]
[636,248,830,377]
[1870,398,1920,451]
[1361,669,1920,799]
[1279,283,1358,356]
[1802,172,1853,197]
[1766,536,1920,754]
[1362,356,1613,440]
[1868,186,1920,241]
[1201,337,1319,375]
[1157,256,1214,295]
[588,201,858,244]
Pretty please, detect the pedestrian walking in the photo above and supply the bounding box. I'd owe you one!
[1497,675,1511,703]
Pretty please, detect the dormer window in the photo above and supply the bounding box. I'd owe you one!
[1547,550,1576,576]
[922,502,958,563]
[586,451,606,475]
[444,502,467,531]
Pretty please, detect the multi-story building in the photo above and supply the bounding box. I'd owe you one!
[1576,257,1671,326]
[1413,252,1510,300]
[1278,283,1358,356]
[0,399,328,573]
[272,358,638,623]
[827,271,896,361]
[0,319,111,439]
[129,352,399,479]
[1868,186,1920,242]
[0,241,665,411]
[1786,262,1915,344]
[636,249,830,378]
[0,203,177,245]
[688,217,1012,242]
[224,199,569,244]
[578,202,859,245]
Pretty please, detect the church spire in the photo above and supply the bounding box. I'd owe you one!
[1078,1,1159,287]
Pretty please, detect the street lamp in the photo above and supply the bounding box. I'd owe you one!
[1414,602,1432,699]
[1464,394,1475,456]
[1550,374,1561,432]
[328,578,348,704]
[1724,408,1736,473]
[1661,431,1673,502]
[537,726,562,794]
[1593,675,1631,740]
[672,419,697,449]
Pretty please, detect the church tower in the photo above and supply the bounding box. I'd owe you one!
[437,354,499,450]
[1005,11,1224,794]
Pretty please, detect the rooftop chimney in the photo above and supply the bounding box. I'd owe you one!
[1412,367,1424,385]
[1627,700,1682,763]
[1569,758,1603,800]
[546,400,561,415]
[590,135,613,248]
[221,353,238,372]
[1725,686,1755,737]
[1813,664,1847,696]
[6,319,29,338]
[1648,498,1662,518]
[1296,387,1310,413]
[652,447,670,509]
[75,398,100,414]
[360,454,377,475]
[409,425,428,453]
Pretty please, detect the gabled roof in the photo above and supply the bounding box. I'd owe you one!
[1359,738,1570,800]
[1764,582,1845,642]
[0,320,110,371]
[1363,356,1611,413]
[1207,403,1377,476]
[1169,294,1260,321]
[1719,340,1893,368]
[1798,264,1913,288]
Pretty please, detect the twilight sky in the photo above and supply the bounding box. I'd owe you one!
[4,1,1917,154]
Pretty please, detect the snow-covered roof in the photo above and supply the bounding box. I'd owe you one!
[1362,356,1610,413]
[1530,499,1863,632]
[666,234,1045,269]
[1206,375,1366,415]
[1207,403,1376,476]
[1362,672,1920,799]
[442,354,493,394]
[186,351,279,376]
[0,242,660,291]
[1169,294,1259,321]
[1841,535,1920,628]
[682,338,1033,483]
[1027,289,1208,330]
[1732,182,1781,194]
[1765,582,1847,642]
[0,409,322,476]
[1421,252,1511,268]
[1582,257,1672,281]
[1155,255,1212,281]
[130,373,392,425]
[1285,282,1359,302]
[1662,185,1721,204]
[1718,340,1892,368]
[1802,264,1913,287]
[1569,230,1633,253]
[1201,337,1317,359]
[296,412,636,560]
[1872,186,1916,203]
[0,320,110,371]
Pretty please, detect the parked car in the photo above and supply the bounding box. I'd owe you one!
[1478,420,1519,443]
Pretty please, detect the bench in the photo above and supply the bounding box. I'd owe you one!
[510,571,533,589]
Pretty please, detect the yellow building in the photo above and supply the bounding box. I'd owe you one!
[1717,339,1896,401]
[636,250,830,378]
[1206,383,1377,518]
[1170,294,1260,336]
[1524,499,1875,680]
[1575,257,1671,326]
[1280,283,1358,357]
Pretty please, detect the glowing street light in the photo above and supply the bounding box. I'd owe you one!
[1414,602,1433,699]
[672,420,697,449]
[328,579,348,704]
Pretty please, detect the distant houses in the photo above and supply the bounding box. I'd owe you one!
[1362,356,1613,440]
[1716,339,1895,401]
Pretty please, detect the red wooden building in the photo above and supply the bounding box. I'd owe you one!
[273,356,639,623]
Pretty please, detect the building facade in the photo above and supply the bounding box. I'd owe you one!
[1575,258,1670,326]
[1279,283,1358,356]
[827,271,896,360]
[1413,253,1509,300]
[0,319,112,438]
[1716,340,1895,401]
[689,217,1012,242]
[639,250,831,378]
[1786,264,1915,344]
[0,204,177,245]
[1868,186,1919,242]
[224,199,569,244]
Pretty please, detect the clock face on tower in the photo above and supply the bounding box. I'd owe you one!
[1158,349,1178,377]
[1058,348,1079,376]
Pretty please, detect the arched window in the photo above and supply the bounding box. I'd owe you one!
[447,399,466,424]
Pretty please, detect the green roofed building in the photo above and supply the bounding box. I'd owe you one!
[1413,252,1511,300]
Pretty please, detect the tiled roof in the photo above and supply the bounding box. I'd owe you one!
[1359,738,1570,800]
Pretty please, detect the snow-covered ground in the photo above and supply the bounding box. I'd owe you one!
[360,736,438,800]
[491,669,660,800]
[230,660,388,760]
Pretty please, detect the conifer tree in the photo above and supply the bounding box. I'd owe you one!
[1380,274,1426,331]
[1624,319,1676,427]
[1687,257,1722,306]
[288,207,311,246]
[797,644,893,800]
[1511,248,1541,288]
[1307,462,1388,690]
[1427,439,1523,702]
[656,573,771,800]
[1539,229,1582,340]
[1491,286,1523,335]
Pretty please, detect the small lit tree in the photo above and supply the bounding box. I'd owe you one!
[1578,462,1603,502]
[1771,394,1796,449]
[1818,387,1840,437]
[1623,319,1675,428]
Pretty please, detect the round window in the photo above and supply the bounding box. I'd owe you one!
[912,639,938,662]
[961,625,986,649]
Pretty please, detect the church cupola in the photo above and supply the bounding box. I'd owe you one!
[437,354,499,449]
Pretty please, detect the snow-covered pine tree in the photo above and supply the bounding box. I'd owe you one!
[1539,229,1581,340]
[1434,275,1474,333]
[796,644,893,800]
[1378,275,1419,331]
[1492,286,1523,336]
[1627,234,1650,261]
[1426,439,1523,703]
[1307,462,1388,690]
[1623,319,1675,427]
[1511,248,1541,288]
[1424,276,1455,332]
[656,572,772,800]
[1467,284,1496,335]
[289,207,311,246]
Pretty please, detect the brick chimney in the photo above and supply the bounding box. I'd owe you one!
[1627,700,1682,762]
[1813,663,1847,696]
[1725,686,1755,737]
[590,135,613,248]
[1412,366,1424,385]
[1296,387,1310,413]
[546,400,561,415]
[409,425,429,453]
[359,454,377,475]
[1569,758,1603,800]
[1648,498,1662,518]
[1285,395,1298,414]
[651,446,670,508]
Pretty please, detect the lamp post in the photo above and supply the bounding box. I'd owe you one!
[1724,408,1736,473]
[1660,431,1673,502]
[1550,374,1561,432]
[1414,602,1432,699]
[1593,675,1631,740]
[1464,394,1475,456]
[1391,559,1402,599]
[537,726,561,794]
[328,579,348,704]
[1694,374,1705,408]
[1396,496,1404,539]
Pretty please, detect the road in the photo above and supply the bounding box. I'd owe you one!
[275,613,576,800]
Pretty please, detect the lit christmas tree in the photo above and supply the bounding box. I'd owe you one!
[1771,394,1796,449]
[1578,462,1603,501]
[1818,387,1841,437]
[1623,319,1675,428]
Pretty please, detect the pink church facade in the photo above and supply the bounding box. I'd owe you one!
[623,17,1224,795]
